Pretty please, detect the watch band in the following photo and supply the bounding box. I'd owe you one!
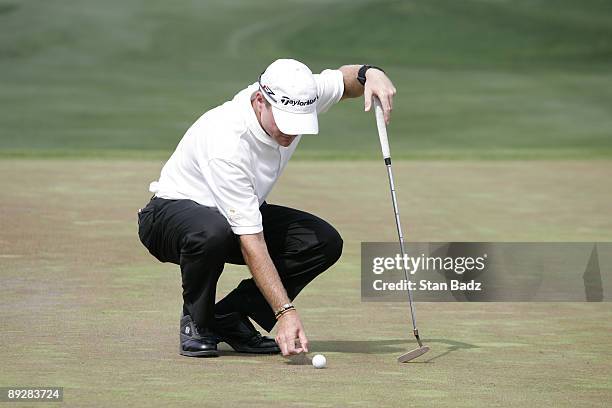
[274,303,295,319]
[357,65,384,86]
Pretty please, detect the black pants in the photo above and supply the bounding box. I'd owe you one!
[137,197,343,333]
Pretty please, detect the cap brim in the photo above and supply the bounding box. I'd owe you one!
[272,106,319,135]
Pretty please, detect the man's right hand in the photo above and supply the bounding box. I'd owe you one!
[275,310,309,356]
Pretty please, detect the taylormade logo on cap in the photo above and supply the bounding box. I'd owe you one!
[280,95,317,107]
[257,59,320,135]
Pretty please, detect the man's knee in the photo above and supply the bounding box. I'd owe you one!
[318,225,343,267]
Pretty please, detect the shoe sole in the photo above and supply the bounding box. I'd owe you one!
[179,347,219,358]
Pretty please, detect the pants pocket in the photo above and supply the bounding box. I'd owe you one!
[137,205,156,250]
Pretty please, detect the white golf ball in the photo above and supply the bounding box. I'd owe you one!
[312,354,326,369]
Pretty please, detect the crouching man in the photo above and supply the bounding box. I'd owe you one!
[137,59,395,357]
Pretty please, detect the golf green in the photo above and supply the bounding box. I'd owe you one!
[1,160,610,407]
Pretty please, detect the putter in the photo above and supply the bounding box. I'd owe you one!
[372,96,430,363]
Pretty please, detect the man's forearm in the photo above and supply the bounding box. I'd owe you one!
[239,233,290,312]
[339,65,364,100]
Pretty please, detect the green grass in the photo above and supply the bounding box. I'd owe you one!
[1,160,611,407]
[1,0,612,159]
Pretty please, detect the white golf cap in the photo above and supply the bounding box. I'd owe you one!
[258,59,319,135]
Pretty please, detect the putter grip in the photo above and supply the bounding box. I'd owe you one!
[373,97,391,160]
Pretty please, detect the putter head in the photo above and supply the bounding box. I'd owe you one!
[397,345,430,363]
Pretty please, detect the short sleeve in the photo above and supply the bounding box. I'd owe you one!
[314,69,344,114]
[207,159,263,235]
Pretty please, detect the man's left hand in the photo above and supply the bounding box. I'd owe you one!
[363,69,397,125]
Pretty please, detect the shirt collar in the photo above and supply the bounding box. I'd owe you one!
[241,84,279,148]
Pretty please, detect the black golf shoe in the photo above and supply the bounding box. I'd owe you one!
[213,312,280,354]
[179,314,219,357]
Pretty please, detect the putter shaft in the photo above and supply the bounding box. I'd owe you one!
[373,96,429,361]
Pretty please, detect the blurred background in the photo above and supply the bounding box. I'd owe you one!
[2,0,611,159]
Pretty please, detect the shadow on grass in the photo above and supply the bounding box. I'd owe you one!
[309,338,478,363]
[216,339,477,363]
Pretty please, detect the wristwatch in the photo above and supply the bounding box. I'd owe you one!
[357,65,385,86]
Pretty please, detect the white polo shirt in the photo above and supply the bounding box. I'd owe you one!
[149,69,344,235]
